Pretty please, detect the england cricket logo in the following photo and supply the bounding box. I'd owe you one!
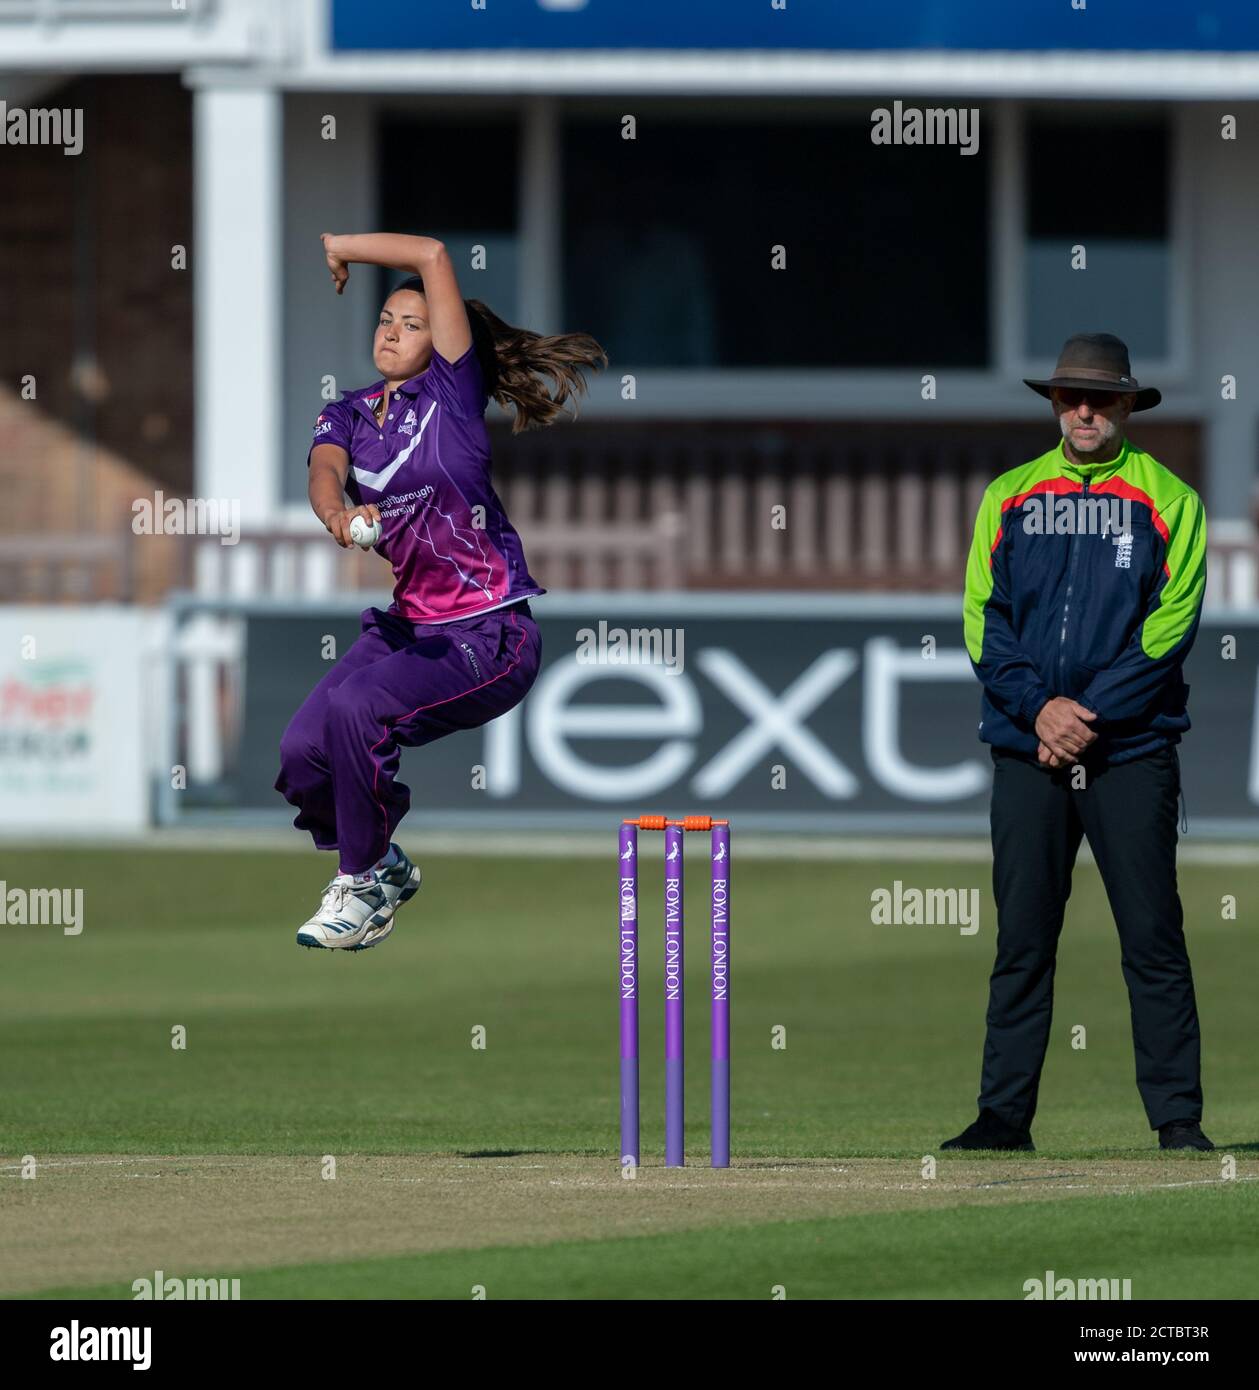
[1113,532,1134,569]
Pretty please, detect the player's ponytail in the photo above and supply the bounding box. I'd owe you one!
[467,298,608,434]
[393,276,607,433]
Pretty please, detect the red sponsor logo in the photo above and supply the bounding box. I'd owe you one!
[0,675,94,727]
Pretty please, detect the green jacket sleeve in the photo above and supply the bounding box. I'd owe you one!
[1080,491,1206,724]
[964,486,1053,726]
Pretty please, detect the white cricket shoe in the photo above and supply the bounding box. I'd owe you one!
[351,845,422,950]
[296,876,393,951]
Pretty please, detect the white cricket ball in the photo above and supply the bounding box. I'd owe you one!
[349,515,381,549]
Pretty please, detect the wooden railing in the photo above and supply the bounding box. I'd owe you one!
[1,418,1237,603]
[486,417,1208,593]
[178,509,687,598]
[0,533,135,602]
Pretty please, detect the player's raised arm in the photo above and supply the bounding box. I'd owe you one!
[320,232,472,362]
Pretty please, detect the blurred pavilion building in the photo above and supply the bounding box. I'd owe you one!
[3,0,1259,605]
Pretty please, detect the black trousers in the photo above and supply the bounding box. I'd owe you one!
[980,745,1203,1133]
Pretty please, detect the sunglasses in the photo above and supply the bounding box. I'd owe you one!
[1053,388,1124,410]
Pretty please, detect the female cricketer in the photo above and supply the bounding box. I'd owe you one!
[276,232,606,951]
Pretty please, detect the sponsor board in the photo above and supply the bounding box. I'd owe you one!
[0,608,147,832]
[205,595,1259,835]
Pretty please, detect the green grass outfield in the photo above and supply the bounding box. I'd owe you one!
[1,846,1256,1299]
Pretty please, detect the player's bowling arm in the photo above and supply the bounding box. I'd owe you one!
[309,443,377,549]
[321,233,473,364]
[407,243,474,364]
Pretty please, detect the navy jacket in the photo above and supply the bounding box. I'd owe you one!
[963,439,1206,764]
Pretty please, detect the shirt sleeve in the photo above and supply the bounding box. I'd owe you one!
[1080,490,1206,725]
[964,485,1054,726]
[425,342,488,419]
[307,399,354,466]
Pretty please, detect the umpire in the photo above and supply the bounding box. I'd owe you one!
[946,333,1211,1153]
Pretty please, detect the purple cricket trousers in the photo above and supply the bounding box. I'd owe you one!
[275,601,541,873]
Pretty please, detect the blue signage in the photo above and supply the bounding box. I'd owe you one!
[332,1,1257,54]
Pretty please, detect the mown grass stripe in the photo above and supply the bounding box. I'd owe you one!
[16,1183,1259,1301]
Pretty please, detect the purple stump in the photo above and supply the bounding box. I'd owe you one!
[619,822,639,1168]
[664,822,685,1167]
[710,824,731,1167]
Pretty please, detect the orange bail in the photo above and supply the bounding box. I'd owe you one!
[623,815,729,832]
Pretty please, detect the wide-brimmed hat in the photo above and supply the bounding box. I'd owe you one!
[1023,333,1161,411]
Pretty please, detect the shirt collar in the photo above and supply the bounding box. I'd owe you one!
[341,369,430,403]
[1057,435,1131,484]
[392,368,432,398]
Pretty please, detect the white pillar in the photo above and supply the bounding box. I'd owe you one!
[1187,103,1259,523]
[194,85,282,528]
[282,93,376,515]
[519,96,560,335]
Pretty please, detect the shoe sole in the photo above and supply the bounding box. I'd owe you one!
[296,910,388,952]
[296,927,375,951]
